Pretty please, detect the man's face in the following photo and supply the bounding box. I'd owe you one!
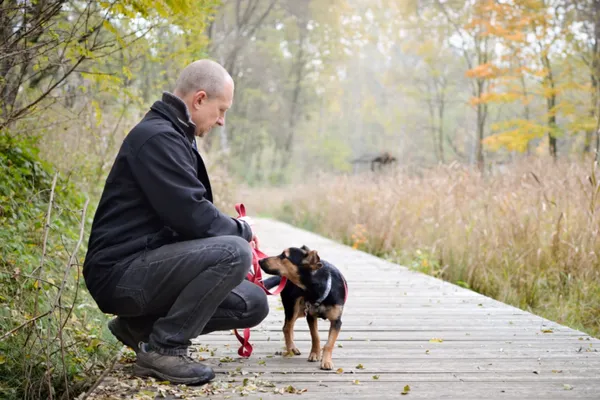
[190,79,234,137]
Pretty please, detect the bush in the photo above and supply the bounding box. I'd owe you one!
[0,133,117,399]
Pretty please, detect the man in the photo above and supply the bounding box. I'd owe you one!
[83,60,269,385]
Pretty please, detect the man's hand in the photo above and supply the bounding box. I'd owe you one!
[238,215,254,226]
[251,234,260,250]
[238,215,259,248]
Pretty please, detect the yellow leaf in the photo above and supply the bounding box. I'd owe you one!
[429,338,443,343]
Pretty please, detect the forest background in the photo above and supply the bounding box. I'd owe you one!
[1,0,599,398]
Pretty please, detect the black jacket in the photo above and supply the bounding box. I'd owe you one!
[83,93,252,311]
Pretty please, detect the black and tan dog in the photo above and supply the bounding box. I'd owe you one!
[260,246,348,370]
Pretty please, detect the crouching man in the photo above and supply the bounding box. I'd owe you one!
[83,59,268,385]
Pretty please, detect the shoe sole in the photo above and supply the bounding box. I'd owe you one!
[133,364,215,385]
[108,319,138,351]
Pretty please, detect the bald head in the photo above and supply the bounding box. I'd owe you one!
[174,59,233,98]
[174,60,235,137]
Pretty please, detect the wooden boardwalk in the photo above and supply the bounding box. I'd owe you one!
[88,218,600,399]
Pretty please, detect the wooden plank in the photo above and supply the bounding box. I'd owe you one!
[88,218,600,400]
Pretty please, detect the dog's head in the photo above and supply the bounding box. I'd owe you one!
[258,245,322,289]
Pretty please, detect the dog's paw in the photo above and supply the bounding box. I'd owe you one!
[286,347,301,356]
[320,359,334,370]
[307,351,321,362]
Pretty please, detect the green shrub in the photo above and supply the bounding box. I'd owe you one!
[0,133,117,399]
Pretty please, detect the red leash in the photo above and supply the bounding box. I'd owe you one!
[233,203,287,357]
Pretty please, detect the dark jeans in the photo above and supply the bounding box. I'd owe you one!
[108,236,269,356]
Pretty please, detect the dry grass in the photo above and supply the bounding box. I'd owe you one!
[242,159,600,337]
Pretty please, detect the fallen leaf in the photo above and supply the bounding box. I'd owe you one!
[401,384,411,395]
[356,363,365,369]
[284,385,296,393]
[337,343,343,348]
[336,368,344,374]
[552,370,563,373]
[425,350,430,355]
[563,384,573,390]
[352,380,360,385]
[372,375,380,380]
[541,328,554,334]
[429,338,443,343]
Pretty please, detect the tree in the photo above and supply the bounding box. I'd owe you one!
[477,0,577,161]
[434,0,499,170]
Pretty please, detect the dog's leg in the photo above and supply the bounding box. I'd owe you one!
[307,314,320,362]
[321,305,343,370]
[321,318,341,370]
[283,298,304,356]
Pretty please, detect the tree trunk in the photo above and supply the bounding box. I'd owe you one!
[476,79,486,171]
[584,73,597,154]
[425,91,439,162]
[594,0,600,160]
[437,78,446,163]
[542,53,558,160]
[279,26,307,179]
[518,59,532,156]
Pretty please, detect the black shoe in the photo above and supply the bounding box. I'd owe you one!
[133,344,215,385]
[108,317,146,352]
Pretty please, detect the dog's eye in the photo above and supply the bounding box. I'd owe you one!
[279,252,286,259]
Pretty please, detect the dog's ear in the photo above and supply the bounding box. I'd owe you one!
[300,245,311,252]
[304,249,322,271]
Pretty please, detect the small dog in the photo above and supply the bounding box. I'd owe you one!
[260,246,348,370]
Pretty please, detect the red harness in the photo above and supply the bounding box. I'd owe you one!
[233,204,287,357]
[232,203,349,357]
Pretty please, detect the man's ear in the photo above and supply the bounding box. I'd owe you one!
[304,250,322,271]
[193,90,208,108]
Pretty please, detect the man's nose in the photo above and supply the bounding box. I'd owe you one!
[216,116,225,126]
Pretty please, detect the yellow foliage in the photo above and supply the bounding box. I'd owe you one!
[469,92,520,106]
[465,63,501,79]
[484,119,549,152]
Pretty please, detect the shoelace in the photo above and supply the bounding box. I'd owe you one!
[179,353,196,363]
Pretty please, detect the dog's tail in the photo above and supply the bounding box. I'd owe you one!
[262,276,281,290]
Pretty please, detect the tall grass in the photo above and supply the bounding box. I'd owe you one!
[244,160,600,337]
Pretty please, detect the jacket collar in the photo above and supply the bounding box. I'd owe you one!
[150,92,197,147]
